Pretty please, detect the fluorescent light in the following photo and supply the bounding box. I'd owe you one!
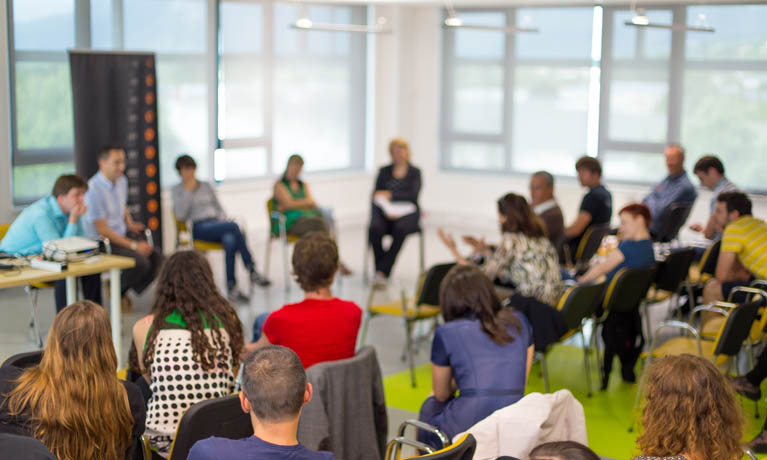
[295,17,313,29]
[444,16,463,27]
[625,5,714,33]
[443,1,537,34]
[631,11,649,26]
[290,22,391,34]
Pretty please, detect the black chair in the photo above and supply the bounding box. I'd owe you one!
[682,240,721,310]
[541,281,606,397]
[2,350,43,369]
[653,202,693,243]
[597,266,657,389]
[644,247,697,327]
[566,224,611,272]
[360,263,455,387]
[166,395,251,460]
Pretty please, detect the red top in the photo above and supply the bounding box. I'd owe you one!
[263,297,362,369]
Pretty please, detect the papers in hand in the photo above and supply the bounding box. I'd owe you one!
[374,196,416,219]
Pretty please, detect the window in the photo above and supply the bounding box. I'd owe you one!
[7,0,368,204]
[216,2,367,181]
[441,6,598,176]
[441,4,767,191]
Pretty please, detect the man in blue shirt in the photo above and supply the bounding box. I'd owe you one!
[188,346,336,460]
[0,174,101,312]
[83,146,162,301]
[643,144,698,238]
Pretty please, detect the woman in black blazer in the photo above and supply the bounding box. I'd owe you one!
[369,138,422,280]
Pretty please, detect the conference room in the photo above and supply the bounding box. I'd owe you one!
[0,1,766,459]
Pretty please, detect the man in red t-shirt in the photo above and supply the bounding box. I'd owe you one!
[244,232,362,368]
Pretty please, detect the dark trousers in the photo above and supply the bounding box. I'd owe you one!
[747,346,767,387]
[368,206,419,278]
[601,309,644,388]
[110,244,163,296]
[193,220,254,288]
[53,274,102,313]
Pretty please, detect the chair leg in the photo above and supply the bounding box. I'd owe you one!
[641,300,651,346]
[541,353,550,393]
[419,231,425,275]
[280,235,290,293]
[363,241,370,285]
[25,287,43,348]
[405,319,416,387]
[359,312,372,347]
[264,237,271,278]
[581,329,593,398]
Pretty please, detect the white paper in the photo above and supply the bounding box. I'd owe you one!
[373,196,416,219]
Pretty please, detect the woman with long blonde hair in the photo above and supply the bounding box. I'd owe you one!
[633,354,743,460]
[0,300,145,460]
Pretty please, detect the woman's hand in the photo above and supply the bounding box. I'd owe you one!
[462,235,486,253]
[437,228,458,252]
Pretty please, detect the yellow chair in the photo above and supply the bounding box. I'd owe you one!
[540,281,606,397]
[682,240,720,309]
[385,420,475,460]
[173,215,223,252]
[360,263,455,387]
[0,223,46,347]
[564,223,611,272]
[264,199,300,292]
[627,300,762,432]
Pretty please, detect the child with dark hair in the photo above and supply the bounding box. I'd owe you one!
[528,441,600,460]
[188,346,336,460]
[418,265,534,449]
[245,232,362,368]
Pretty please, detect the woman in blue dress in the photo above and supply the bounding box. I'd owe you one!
[418,264,534,448]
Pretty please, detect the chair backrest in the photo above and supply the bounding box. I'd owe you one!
[0,224,9,241]
[167,394,251,460]
[405,434,477,460]
[699,240,721,276]
[602,266,657,313]
[266,198,281,237]
[416,263,457,307]
[654,247,697,292]
[654,202,693,243]
[2,351,43,369]
[575,224,611,266]
[713,301,761,357]
[557,281,607,331]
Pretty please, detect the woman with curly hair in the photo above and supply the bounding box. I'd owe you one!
[131,250,244,457]
[0,300,145,460]
[633,354,744,460]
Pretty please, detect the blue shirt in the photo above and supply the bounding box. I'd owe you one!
[188,435,337,460]
[607,239,655,280]
[0,196,83,256]
[643,171,698,235]
[83,172,128,239]
[709,177,738,214]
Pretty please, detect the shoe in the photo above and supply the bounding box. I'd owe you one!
[729,375,761,401]
[121,295,133,313]
[748,429,767,454]
[372,272,388,289]
[227,288,251,304]
[250,270,271,288]
[338,262,353,276]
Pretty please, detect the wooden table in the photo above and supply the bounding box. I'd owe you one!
[0,254,135,367]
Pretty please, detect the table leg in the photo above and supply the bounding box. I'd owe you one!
[110,268,123,368]
[65,276,76,304]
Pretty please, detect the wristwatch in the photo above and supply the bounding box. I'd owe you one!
[130,241,137,251]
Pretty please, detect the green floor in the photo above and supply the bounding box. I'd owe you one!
[383,345,767,460]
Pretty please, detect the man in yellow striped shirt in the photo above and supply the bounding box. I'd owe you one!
[703,192,767,303]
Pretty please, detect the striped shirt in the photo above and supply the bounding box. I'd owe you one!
[721,216,767,279]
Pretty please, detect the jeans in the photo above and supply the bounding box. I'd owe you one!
[193,220,254,288]
[251,312,271,342]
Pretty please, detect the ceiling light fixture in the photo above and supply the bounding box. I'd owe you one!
[443,1,538,34]
[625,1,714,33]
[291,4,390,34]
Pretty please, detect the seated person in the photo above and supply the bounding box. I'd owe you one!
[0,174,100,312]
[188,345,335,460]
[418,265,534,449]
[690,155,738,240]
[703,192,766,304]
[274,154,351,275]
[131,251,243,457]
[0,300,145,460]
[369,138,422,281]
[529,170,565,248]
[172,154,270,303]
[578,203,655,284]
[642,144,697,238]
[438,193,563,306]
[564,156,612,262]
[633,354,743,460]
[83,145,163,304]
[529,441,600,460]
[246,232,362,368]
